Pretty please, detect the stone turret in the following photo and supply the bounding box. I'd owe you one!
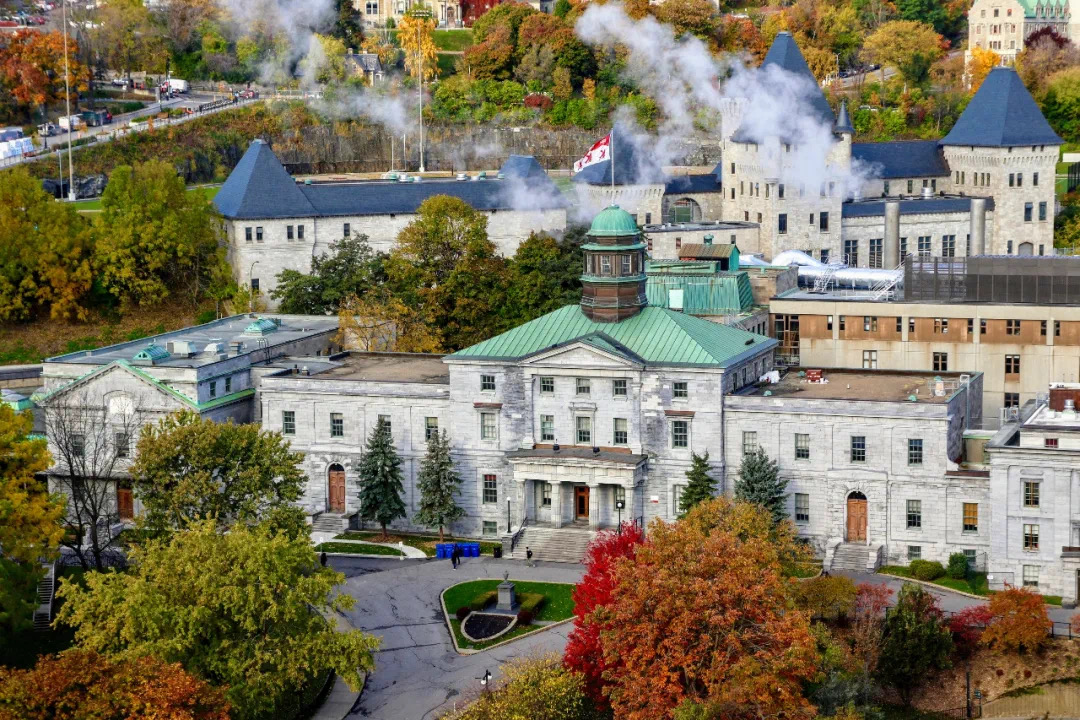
[580,206,648,323]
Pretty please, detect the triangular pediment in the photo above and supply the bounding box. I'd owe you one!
[36,361,196,410]
[522,337,643,369]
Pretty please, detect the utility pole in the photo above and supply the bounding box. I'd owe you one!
[412,9,431,173]
[61,0,75,200]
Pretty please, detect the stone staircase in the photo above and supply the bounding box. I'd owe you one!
[311,513,348,534]
[33,562,56,631]
[506,525,595,564]
[830,543,871,573]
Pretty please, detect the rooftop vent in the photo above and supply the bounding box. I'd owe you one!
[133,343,170,365]
[202,340,226,356]
[703,234,714,245]
[166,340,197,357]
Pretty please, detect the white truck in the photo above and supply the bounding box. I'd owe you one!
[162,78,189,94]
[58,115,85,131]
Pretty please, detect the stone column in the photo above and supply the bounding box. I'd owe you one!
[551,482,563,528]
[588,483,601,530]
[516,480,528,528]
[884,200,900,269]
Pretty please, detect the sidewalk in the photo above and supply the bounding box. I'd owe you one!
[310,531,429,559]
[310,613,366,720]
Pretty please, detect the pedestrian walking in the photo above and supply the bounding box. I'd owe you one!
[451,545,459,569]
[319,551,327,567]
[525,546,533,567]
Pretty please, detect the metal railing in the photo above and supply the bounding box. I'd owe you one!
[509,518,527,554]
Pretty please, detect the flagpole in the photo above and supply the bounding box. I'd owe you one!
[609,130,615,194]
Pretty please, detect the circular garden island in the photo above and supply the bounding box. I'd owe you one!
[441,579,576,652]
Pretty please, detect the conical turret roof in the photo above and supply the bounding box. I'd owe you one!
[941,67,1062,147]
[214,140,316,220]
[761,32,836,127]
[834,100,854,135]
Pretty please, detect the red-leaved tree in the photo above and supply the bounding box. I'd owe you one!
[852,582,894,675]
[982,587,1052,654]
[949,604,994,658]
[563,521,645,708]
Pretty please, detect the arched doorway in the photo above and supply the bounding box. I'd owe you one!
[1018,241,1034,256]
[328,464,346,513]
[846,491,867,542]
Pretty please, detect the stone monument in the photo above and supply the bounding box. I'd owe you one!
[496,570,517,611]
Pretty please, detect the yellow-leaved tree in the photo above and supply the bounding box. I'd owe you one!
[399,6,438,82]
[969,45,1001,92]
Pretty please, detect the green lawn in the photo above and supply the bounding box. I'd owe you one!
[432,29,473,51]
[73,184,219,211]
[334,531,500,557]
[879,566,1061,604]
[315,541,404,557]
[442,579,576,651]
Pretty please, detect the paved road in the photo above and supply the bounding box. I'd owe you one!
[329,556,585,720]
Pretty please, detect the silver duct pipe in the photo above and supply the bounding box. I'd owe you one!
[795,265,904,290]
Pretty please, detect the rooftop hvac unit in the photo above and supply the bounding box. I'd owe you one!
[166,340,197,357]
[669,288,684,311]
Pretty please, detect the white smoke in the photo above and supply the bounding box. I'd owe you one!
[314,81,419,137]
[211,0,337,84]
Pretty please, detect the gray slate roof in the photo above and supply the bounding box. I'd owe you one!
[664,174,722,195]
[842,195,995,218]
[345,53,382,75]
[571,123,665,187]
[941,67,1063,147]
[852,141,951,179]
[214,142,566,220]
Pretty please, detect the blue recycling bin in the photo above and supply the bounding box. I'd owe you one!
[436,543,452,559]
[469,543,480,557]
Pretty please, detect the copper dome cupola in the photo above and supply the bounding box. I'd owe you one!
[580,205,648,323]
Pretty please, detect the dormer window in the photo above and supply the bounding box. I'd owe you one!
[601,256,612,275]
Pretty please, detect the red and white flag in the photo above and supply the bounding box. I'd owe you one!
[572,133,611,174]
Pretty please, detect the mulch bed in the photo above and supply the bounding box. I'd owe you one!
[462,613,514,641]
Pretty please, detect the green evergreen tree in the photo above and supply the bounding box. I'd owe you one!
[678,451,715,516]
[734,447,788,526]
[553,0,571,18]
[413,431,465,541]
[877,584,953,705]
[358,419,407,539]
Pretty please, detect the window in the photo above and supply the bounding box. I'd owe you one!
[900,237,908,259]
[907,179,914,194]
[540,415,554,442]
[1045,437,1059,449]
[425,417,439,441]
[1023,523,1039,551]
[613,418,628,445]
[819,212,829,232]
[365,0,377,12]
[1005,392,1020,408]
[115,432,130,458]
[1041,320,1047,336]
[540,376,554,394]
[621,255,631,275]
[1005,354,1021,376]
[673,381,688,399]
[908,438,923,466]
[481,374,496,392]
[779,184,785,198]
[542,483,552,506]
[869,238,883,268]
[839,316,846,331]
[613,379,627,397]
[933,318,948,334]
[1025,202,1033,222]
[1039,202,1047,221]
[245,227,252,242]
[224,376,232,393]
[481,520,498,537]
[672,485,684,516]
[907,499,922,529]
[1033,172,1039,186]
[981,319,987,335]
[282,410,296,435]
[576,416,592,445]
[809,213,814,226]
[864,316,878,332]
[933,352,948,372]
[942,235,955,257]
[256,227,263,242]
[827,315,834,331]
[251,278,259,292]
[1006,319,1021,335]
[576,378,590,395]
[918,236,931,256]
[844,239,858,266]
[483,474,498,504]
[862,350,878,369]
[743,431,758,454]
[795,433,810,460]
[884,180,890,194]
[71,434,86,459]
[820,248,830,263]
[778,213,788,234]
[909,317,915,333]
[1023,565,1039,588]
[908,545,922,560]
[795,493,810,523]
[330,413,344,438]
[963,503,978,532]
[344,222,351,237]
[671,420,689,449]
[1008,240,1013,254]
[1055,321,1061,337]
[1017,173,1023,187]
[1009,173,1015,187]
[615,485,625,509]
[851,435,866,462]
[480,412,497,440]
[209,380,217,398]
[1024,480,1040,507]
[287,225,294,240]
[379,414,391,433]
[645,213,651,224]
[897,317,904,333]
[601,256,612,275]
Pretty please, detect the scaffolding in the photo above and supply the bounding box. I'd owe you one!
[904,256,1080,305]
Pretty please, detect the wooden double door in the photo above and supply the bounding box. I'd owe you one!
[846,493,867,542]
[329,466,346,513]
[574,486,590,521]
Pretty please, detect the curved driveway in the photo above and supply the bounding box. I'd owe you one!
[330,556,585,720]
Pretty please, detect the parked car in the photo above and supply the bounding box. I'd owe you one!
[37,122,58,137]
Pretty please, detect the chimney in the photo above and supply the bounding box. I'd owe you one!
[884,200,900,269]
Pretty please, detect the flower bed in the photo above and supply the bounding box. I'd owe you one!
[460,613,516,643]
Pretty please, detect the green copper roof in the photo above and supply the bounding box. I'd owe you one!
[588,206,639,237]
[244,317,279,336]
[449,305,775,367]
[133,343,170,364]
[645,270,754,315]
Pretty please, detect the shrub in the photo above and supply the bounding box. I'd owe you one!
[983,587,1052,654]
[516,609,533,626]
[910,559,945,581]
[523,93,553,111]
[949,605,993,658]
[456,606,471,621]
[517,592,545,615]
[469,590,497,612]
[793,575,858,622]
[947,553,970,580]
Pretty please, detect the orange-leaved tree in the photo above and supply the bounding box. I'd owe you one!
[596,498,819,720]
[0,649,229,720]
[0,30,87,119]
[982,586,1052,654]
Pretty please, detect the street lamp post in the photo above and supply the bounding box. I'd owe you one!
[60,0,75,200]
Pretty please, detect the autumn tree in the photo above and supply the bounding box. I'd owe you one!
[92,0,166,79]
[503,232,583,322]
[300,33,347,85]
[358,418,407,539]
[471,1,537,47]
[461,25,515,80]
[0,405,62,636]
[442,655,592,720]
[734,447,788,525]
[982,586,1052,654]
[0,30,88,120]
[94,160,226,308]
[968,46,1000,92]
[851,582,893,676]
[0,649,229,720]
[272,234,385,314]
[563,522,646,709]
[55,521,380,720]
[1017,28,1080,97]
[950,604,993,658]
[654,0,720,42]
[794,574,858,622]
[131,410,307,536]
[597,498,819,719]
[414,431,464,542]
[863,20,945,85]
[1041,67,1080,143]
[877,583,952,705]
[157,0,218,54]
[678,451,715,515]
[0,167,94,322]
[399,6,438,81]
[337,290,442,353]
[334,0,365,47]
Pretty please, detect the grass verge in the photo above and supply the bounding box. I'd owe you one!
[315,541,404,557]
[441,579,575,651]
[334,531,500,557]
[879,566,1061,604]
[73,184,219,211]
